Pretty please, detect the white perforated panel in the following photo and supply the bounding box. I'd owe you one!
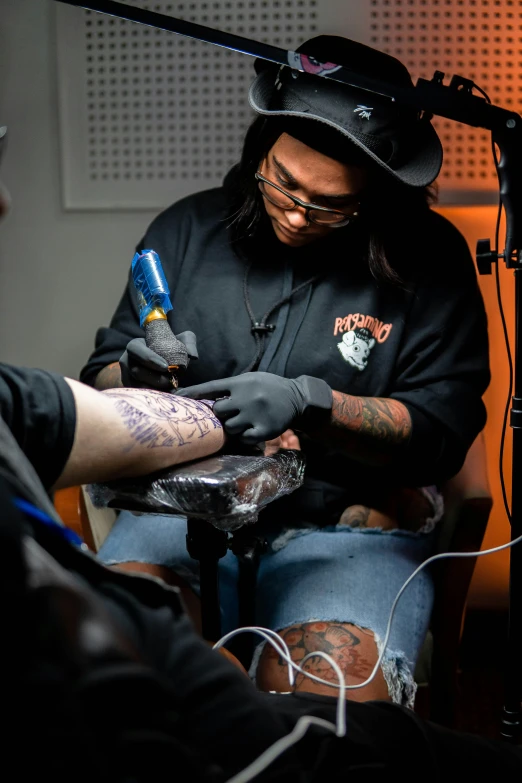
[368,0,522,202]
[55,0,320,209]
[56,0,520,208]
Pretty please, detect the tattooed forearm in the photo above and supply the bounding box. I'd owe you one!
[312,391,411,465]
[102,389,221,449]
[95,362,123,391]
[332,391,411,443]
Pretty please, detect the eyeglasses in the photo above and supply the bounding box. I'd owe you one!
[255,171,359,227]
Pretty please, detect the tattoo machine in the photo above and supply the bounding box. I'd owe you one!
[132,249,188,389]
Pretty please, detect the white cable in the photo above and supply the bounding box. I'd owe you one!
[213,626,295,687]
[214,633,344,781]
[214,536,522,783]
[214,531,522,783]
[214,624,353,694]
[299,650,346,736]
[214,631,345,732]
[224,716,337,783]
[217,532,522,698]
[345,530,522,694]
[214,632,345,730]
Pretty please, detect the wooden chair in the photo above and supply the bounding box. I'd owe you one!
[54,432,492,727]
[54,484,113,551]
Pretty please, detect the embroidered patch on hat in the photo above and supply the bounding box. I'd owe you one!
[354,105,373,120]
[287,51,343,76]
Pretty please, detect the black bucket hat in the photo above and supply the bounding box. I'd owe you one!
[248,36,443,188]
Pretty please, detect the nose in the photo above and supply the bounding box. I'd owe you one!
[286,205,309,229]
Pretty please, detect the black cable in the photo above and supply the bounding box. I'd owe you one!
[241,261,323,373]
[474,82,513,524]
[473,84,491,104]
[493,194,513,525]
[242,261,263,372]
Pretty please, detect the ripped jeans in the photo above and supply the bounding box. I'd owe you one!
[98,487,442,707]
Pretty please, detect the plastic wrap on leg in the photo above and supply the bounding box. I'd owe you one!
[86,450,305,532]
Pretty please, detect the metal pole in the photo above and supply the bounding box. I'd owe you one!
[501,268,522,741]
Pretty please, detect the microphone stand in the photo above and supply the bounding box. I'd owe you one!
[55,0,522,741]
[474,118,522,741]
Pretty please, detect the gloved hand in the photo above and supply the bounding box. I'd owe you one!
[119,331,198,390]
[176,372,332,444]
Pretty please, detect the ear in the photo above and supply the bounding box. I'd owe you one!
[368,338,376,349]
[343,331,356,346]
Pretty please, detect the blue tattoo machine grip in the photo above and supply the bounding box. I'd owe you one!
[132,249,189,388]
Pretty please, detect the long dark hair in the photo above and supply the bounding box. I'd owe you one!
[226,115,437,285]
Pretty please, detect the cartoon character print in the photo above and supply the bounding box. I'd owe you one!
[287,51,343,76]
[337,327,375,371]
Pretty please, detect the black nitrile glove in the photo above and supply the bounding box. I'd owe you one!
[176,372,332,444]
[119,332,198,390]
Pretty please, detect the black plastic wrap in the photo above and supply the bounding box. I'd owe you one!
[87,449,305,531]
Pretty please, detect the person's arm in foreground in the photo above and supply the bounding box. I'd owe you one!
[54,380,224,489]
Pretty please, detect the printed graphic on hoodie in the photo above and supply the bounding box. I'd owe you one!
[334,313,393,372]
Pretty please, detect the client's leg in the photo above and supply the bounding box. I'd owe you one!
[97,510,242,640]
[98,511,204,630]
[254,491,440,706]
[114,561,203,633]
[257,620,389,701]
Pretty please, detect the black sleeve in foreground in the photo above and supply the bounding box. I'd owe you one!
[98,584,297,779]
[265,693,522,779]
[0,364,76,490]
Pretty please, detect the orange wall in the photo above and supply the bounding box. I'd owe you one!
[437,205,512,609]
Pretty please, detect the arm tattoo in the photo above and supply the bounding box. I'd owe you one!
[267,622,374,687]
[314,391,412,465]
[95,362,123,390]
[103,388,221,449]
[331,391,411,444]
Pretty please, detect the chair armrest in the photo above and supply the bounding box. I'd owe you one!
[80,486,117,552]
[86,450,306,532]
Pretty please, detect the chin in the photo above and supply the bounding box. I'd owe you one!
[279,235,311,247]
[273,222,316,247]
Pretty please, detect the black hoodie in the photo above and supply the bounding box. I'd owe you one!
[80,176,490,521]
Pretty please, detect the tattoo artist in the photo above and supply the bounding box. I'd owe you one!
[80,36,490,707]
